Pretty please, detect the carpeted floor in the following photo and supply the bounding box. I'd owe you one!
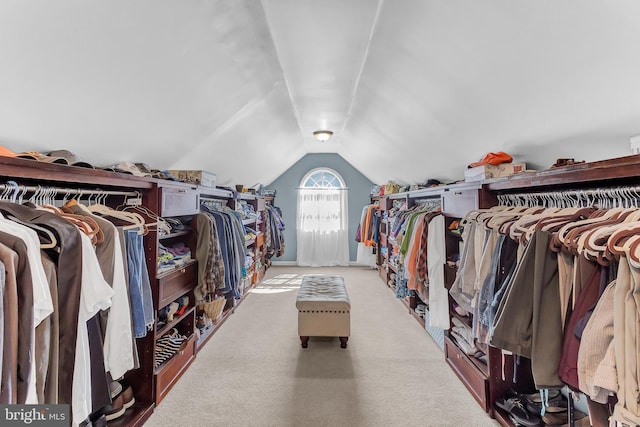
[146,266,499,427]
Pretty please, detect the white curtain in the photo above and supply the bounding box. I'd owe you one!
[296,188,350,266]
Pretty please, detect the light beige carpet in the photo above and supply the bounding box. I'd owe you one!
[146,266,499,427]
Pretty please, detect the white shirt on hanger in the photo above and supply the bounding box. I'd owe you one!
[102,228,134,379]
[427,215,450,329]
[72,233,114,427]
[0,214,53,404]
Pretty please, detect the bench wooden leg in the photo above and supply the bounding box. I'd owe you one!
[339,337,348,349]
[300,336,309,348]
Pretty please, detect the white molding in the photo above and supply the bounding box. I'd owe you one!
[270,260,374,267]
[270,260,297,266]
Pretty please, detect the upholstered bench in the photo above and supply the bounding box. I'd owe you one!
[296,274,350,349]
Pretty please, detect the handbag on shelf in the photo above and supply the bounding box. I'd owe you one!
[198,297,226,321]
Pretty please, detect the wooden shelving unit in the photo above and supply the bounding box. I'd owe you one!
[0,157,276,426]
[0,157,157,427]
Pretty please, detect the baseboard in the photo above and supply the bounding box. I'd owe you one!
[270,260,297,266]
[350,261,377,267]
[270,260,375,267]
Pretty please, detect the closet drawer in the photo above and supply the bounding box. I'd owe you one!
[444,336,489,412]
[442,189,478,218]
[157,262,197,309]
[160,186,199,217]
[154,334,196,404]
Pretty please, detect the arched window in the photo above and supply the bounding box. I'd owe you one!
[301,168,345,189]
[296,168,349,266]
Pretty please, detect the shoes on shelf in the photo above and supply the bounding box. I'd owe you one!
[495,392,541,427]
[541,409,588,426]
[175,295,189,316]
[196,312,213,332]
[108,380,122,400]
[166,302,180,322]
[102,393,126,422]
[119,384,135,410]
[525,393,566,415]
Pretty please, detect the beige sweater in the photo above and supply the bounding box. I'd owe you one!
[577,280,617,404]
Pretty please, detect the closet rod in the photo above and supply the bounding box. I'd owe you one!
[498,185,640,207]
[0,183,139,198]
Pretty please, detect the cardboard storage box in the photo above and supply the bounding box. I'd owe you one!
[464,163,526,182]
[168,170,216,188]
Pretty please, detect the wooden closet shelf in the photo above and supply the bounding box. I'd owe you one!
[156,260,197,280]
[106,401,155,427]
[153,333,196,376]
[487,153,640,191]
[0,156,154,189]
[159,230,191,240]
[492,406,516,427]
[156,307,195,337]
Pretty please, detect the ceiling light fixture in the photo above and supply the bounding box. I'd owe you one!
[313,130,333,142]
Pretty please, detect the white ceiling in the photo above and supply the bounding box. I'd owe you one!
[1,1,640,186]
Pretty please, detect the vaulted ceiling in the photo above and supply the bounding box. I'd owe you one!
[1,1,640,187]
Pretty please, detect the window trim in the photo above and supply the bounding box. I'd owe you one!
[300,167,346,189]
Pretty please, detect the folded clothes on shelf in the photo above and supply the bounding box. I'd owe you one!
[154,329,187,369]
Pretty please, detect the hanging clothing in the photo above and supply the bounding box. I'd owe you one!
[264,205,285,259]
[389,203,440,299]
[490,230,564,389]
[577,280,617,404]
[194,212,225,301]
[72,232,114,426]
[356,205,377,267]
[0,243,18,404]
[558,260,602,390]
[36,252,59,405]
[449,212,480,313]
[612,255,640,426]
[199,205,246,298]
[124,229,154,338]
[63,203,135,379]
[427,214,449,329]
[0,202,83,405]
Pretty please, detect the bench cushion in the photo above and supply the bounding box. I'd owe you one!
[296,274,350,312]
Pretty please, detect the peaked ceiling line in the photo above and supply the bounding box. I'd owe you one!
[168,82,283,169]
[339,0,385,139]
[260,0,305,141]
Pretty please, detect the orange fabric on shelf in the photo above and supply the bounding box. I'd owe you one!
[0,146,18,158]
[468,151,513,168]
